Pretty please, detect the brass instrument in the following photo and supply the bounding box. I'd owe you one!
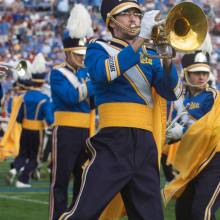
[0,60,28,79]
[142,2,208,59]
[166,103,190,132]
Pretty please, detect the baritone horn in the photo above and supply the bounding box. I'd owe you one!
[0,60,28,78]
[142,1,208,59]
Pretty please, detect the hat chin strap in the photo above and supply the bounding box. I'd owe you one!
[184,70,210,89]
[70,52,84,68]
[110,16,140,36]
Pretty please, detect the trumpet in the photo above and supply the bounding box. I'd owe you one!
[142,2,208,59]
[0,60,28,79]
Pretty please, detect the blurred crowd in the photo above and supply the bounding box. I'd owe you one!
[0,0,220,92]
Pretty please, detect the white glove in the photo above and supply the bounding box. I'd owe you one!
[166,122,184,144]
[139,10,164,39]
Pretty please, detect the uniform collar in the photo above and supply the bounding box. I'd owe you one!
[108,37,129,49]
[65,62,76,73]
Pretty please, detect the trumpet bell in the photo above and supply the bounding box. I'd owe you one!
[166,1,208,52]
[16,60,27,78]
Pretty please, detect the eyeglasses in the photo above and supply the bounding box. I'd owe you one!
[118,11,143,18]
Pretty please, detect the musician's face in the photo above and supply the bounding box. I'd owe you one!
[66,52,84,69]
[109,8,142,40]
[188,71,209,87]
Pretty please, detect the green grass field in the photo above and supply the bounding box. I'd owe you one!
[0,158,219,220]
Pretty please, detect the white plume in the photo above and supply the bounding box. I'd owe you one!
[32,53,47,74]
[199,32,213,55]
[66,4,93,38]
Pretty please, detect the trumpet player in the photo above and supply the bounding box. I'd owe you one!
[59,0,182,219]
[163,50,220,220]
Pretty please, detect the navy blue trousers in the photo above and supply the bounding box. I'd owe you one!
[59,127,164,220]
[161,153,175,182]
[17,129,43,183]
[176,152,220,220]
[49,126,89,220]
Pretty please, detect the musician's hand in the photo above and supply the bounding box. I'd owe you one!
[139,10,164,40]
[166,122,184,144]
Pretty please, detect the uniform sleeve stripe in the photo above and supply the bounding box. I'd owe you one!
[105,59,111,82]
[105,57,120,82]
[114,56,120,77]
[78,84,88,102]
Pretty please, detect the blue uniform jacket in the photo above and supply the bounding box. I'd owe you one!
[170,87,217,132]
[85,38,181,106]
[50,64,94,128]
[50,65,93,113]
[17,89,54,127]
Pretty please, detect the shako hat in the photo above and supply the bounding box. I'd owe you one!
[182,50,210,73]
[100,0,141,26]
[62,4,93,55]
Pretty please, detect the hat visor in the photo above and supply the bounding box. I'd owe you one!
[64,47,86,56]
[187,64,210,73]
[106,2,141,25]
[188,66,210,73]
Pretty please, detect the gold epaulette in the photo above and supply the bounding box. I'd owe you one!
[89,37,98,43]
[54,62,66,70]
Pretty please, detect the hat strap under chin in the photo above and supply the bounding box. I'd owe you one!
[110,16,140,36]
[184,70,210,88]
[69,53,84,69]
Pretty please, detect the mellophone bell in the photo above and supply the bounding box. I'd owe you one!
[142,1,208,59]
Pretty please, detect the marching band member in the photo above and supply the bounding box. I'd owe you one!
[4,60,33,183]
[162,50,220,220]
[14,53,54,188]
[59,0,182,219]
[166,50,216,143]
[49,4,94,220]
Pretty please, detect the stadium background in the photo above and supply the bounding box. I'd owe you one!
[0,0,220,219]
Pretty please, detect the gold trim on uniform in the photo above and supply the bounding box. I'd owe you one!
[114,56,120,77]
[32,79,45,83]
[106,56,120,80]
[98,102,153,131]
[58,137,97,220]
[54,62,66,69]
[105,59,111,81]
[204,182,220,220]
[22,119,45,130]
[64,46,86,53]
[107,42,123,51]
[106,2,141,25]
[54,111,90,128]
[111,37,129,47]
